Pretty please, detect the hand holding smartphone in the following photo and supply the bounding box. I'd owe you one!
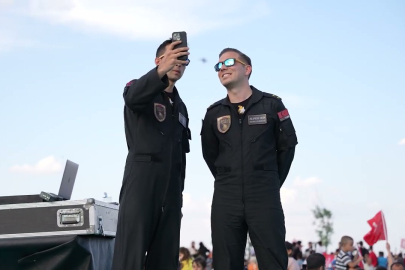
[172,31,188,61]
[156,32,189,78]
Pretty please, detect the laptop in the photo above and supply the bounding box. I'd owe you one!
[40,159,79,201]
[58,160,79,200]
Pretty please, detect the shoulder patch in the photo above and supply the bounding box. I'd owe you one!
[263,92,282,100]
[125,79,136,87]
[207,100,223,111]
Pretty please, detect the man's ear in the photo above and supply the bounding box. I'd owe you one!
[155,58,160,66]
[245,65,252,77]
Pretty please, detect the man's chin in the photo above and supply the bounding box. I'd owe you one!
[167,74,182,82]
[221,79,234,88]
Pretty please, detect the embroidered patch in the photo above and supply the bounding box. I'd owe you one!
[248,114,267,125]
[277,109,290,121]
[217,115,231,133]
[154,103,166,122]
[179,112,187,128]
[126,81,133,86]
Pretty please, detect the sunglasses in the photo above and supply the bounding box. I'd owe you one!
[214,58,247,72]
[158,55,190,66]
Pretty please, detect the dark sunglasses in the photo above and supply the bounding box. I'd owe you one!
[158,55,190,66]
[214,58,247,72]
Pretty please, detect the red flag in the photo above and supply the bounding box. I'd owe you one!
[323,253,334,268]
[363,211,387,246]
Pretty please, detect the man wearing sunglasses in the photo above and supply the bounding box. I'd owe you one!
[112,38,191,270]
[201,48,298,270]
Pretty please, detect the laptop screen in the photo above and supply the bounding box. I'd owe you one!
[58,160,79,200]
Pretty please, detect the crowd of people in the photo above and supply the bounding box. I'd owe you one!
[282,237,403,270]
[178,242,212,270]
[178,237,404,270]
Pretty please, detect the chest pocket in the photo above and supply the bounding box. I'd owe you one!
[247,113,276,143]
[178,109,191,153]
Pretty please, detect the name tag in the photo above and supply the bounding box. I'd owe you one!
[179,112,187,128]
[248,114,267,125]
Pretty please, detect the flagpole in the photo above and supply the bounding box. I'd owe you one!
[381,210,388,242]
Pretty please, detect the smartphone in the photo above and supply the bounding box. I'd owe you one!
[172,31,188,61]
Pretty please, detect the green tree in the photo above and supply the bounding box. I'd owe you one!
[312,205,334,251]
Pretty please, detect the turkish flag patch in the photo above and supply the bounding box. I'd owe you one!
[277,109,290,121]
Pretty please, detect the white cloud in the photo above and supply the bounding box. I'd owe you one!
[281,187,297,204]
[399,138,405,145]
[17,0,270,40]
[293,176,321,187]
[9,155,63,174]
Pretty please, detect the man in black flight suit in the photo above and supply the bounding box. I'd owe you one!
[201,48,298,270]
[112,39,191,270]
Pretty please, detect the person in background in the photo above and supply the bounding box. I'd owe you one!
[369,246,378,267]
[248,257,259,270]
[192,257,207,270]
[379,251,388,268]
[286,241,301,270]
[316,241,326,254]
[294,241,304,268]
[358,241,368,259]
[331,249,340,269]
[180,247,193,270]
[397,253,404,265]
[335,236,363,270]
[189,241,198,258]
[391,262,405,270]
[363,253,376,270]
[198,242,210,260]
[375,267,387,270]
[306,253,326,270]
[306,242,314,258]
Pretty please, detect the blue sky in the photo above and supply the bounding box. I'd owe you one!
[1,0,404,253]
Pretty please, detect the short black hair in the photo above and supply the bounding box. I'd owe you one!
[285,241,293,251]
[193,257,206,268]
[219,48,252,78]
[376,267,387,270]
[379,251,384,256]
[307,253,325,270]
[156,38,172,57]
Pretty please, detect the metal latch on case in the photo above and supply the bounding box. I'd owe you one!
[61,213,81,224]
[57,208,84,227]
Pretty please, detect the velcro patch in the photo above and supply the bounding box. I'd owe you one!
[179,112,187,128]
[277,109,290,121]
[248,114,267,125]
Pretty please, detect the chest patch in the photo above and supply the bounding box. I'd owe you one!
[248,114,267,125]
[179,112,187,128]
[154,103,166,122]
[217,115,231,133]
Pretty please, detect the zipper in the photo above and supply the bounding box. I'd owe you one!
[239,117,245,210]
[161,99,179,213]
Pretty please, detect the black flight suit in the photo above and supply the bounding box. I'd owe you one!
[112,66,191,270]
[200,86,297,270]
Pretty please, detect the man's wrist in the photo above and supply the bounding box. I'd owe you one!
[157,65,166,79]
